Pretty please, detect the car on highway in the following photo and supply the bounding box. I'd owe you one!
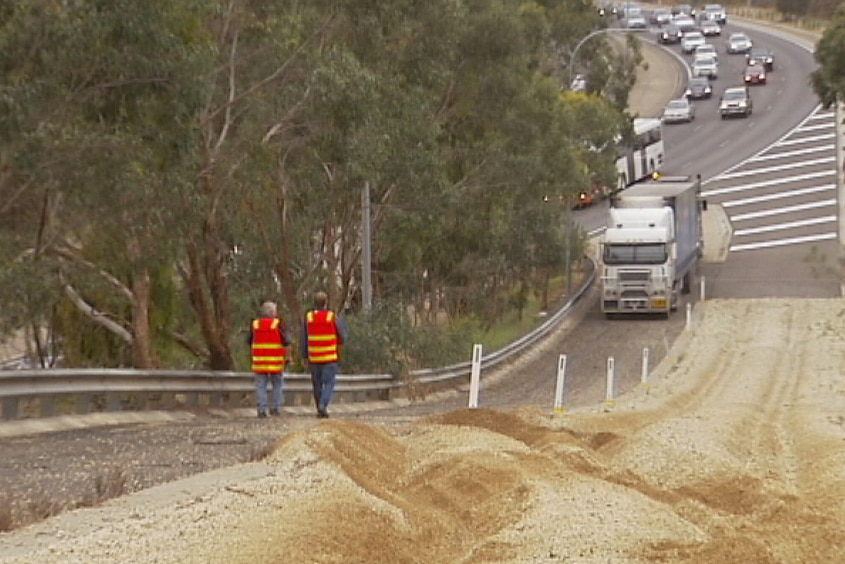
[662,98,696,123]
[626,12,648,29]
[658,24,683,44]
[701,3,728,24]
[673,14,697,33]
[692,54,718,79]
[681,31,706,54]
[694,43,719,63]
[726,32,753,54]
[652,7,673,25]
[597,1,617,16]
[672,3,694,17]
[719,86,753,118]
[746,47,775,71]
[700,20,722,36]
[685,76,713,100]
[743,63,767,85]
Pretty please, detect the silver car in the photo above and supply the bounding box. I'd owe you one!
[727,33,753,54]
[692,55,718,79]
[682,32,706,54]
[662,98,696,123]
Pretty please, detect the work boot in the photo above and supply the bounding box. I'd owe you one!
[270,408,280,417]
[258,410,267,418]
[317,408,329,419]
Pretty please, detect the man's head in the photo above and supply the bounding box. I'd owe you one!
[260,301,278,318]
[313,291,328,309]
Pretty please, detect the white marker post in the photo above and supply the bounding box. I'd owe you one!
[700,275,706,302]
[468,344,482,408]
[641,347,650,387]
[685,303,692,330]
[605,356,616,407]
[553,354,567,414]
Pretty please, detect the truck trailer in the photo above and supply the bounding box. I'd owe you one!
[600,176,705,316]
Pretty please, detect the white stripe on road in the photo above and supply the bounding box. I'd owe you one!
[702,170,836,197]
[717,157,836,180]
[734,216,838,236]
[750,145,834,162]
[795,122,834,133]
[731,199,837,221]
[722,184,836,208]
[806,110,834,121]
[775,133,835,147]
[730,232,837,252]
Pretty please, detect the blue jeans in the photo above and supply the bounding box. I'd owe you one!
[309,363,337,411]
[255,373,284,414]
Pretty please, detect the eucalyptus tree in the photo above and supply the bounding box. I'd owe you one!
[0,1,212,368]
[811,4,845,108]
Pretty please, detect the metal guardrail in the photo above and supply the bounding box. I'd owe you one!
[0,259,596,421]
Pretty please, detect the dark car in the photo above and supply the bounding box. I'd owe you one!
[719,86,753,118]
[685,76,713,100]
[743,64,767,85]
[746,47,775,71]
[658,24,683,44]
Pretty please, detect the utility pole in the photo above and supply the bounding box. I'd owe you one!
[361,182,373,312]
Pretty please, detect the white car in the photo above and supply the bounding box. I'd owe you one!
[692,55,718,79]
[626,13,648,29]
[700,20,722,37]
[681,31,706,54]
[702,3,727,24]
[673,14,697,33]
[662,98,696,123]
[727,32,753,54]
[694,44,719,63]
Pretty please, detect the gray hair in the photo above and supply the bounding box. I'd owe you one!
[260,301,278,317]
[313,291,328,309]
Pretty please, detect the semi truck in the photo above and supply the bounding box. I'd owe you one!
[600,175,705,316]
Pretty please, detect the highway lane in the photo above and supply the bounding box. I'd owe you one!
[661,21,821,179]
[577,19,841,298]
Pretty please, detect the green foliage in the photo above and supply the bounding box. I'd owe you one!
[776,0,809,17]
[341,300,474,375]
[0,0,634,369]
[811,4,845,108]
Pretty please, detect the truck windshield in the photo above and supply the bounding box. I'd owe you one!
[604,243,667,265]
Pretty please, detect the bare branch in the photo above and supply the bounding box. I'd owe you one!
[62,283,133,345]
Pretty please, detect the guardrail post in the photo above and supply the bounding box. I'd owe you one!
[468,344,482,409]
[553,354,567,414]
[605,356,616,408]
[641,347,650,387]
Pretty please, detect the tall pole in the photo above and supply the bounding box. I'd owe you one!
[569,28,627,89]
[361,182,373,312]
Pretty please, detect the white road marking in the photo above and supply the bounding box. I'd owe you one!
[750,145,834,162]
[731,199,837,222]
[733,216,837,236]
[722,184,836,207]
[702,170,835,197]
[717,157,836,180]
[775,133,835,147]
[793,122,834,133]
[729,232,836,252]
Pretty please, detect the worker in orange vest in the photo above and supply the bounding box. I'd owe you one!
[248,301,288,418]
[301,291,347,418]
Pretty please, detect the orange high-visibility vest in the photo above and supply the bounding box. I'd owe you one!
[306,310,339,364]
[251,318,286,373]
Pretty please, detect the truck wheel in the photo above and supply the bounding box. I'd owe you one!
[682,272,691,294]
